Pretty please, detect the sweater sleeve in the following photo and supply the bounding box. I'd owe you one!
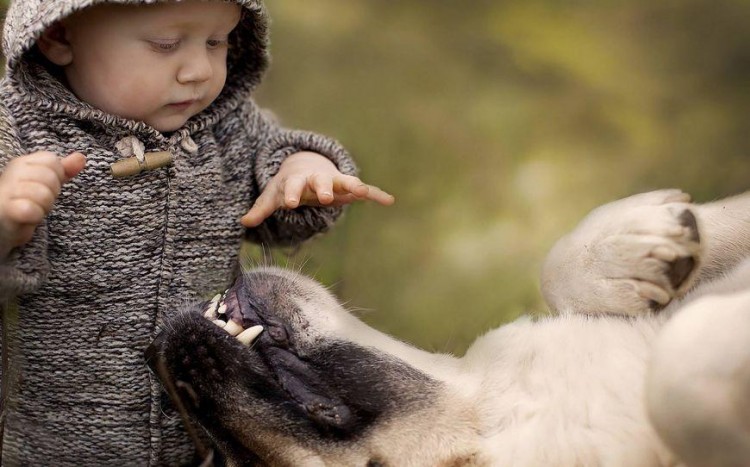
[0,101,49,302]
[240,100,358,247]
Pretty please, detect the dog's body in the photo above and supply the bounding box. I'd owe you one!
[149,189,750,466]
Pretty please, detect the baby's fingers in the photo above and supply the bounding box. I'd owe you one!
[23,152,66,184]
[308,173,334,205]
[5,197,47,227]
[7,152,80,199]
[360,184,396,206]
[333,176,395,206]
[60,152,87,182]
[9,182,58,215]
[240,182,282,227]
[282,175,308,208]
[333,175,369,198]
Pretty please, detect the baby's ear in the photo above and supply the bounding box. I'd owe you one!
[37,22,73,66]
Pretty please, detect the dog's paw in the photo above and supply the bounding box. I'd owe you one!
[542,189,701,316]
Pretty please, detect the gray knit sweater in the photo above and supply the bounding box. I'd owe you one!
[0,1,356,464]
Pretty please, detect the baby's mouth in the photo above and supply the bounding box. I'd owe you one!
[168,99,197,109]
[203,288,264,346]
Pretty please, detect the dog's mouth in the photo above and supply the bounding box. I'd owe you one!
[202,286,265,347]
[146,268,441,464]
[201,274,302,352]
[148,274,357,435]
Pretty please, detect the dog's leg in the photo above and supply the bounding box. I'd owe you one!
[646,282,750,467]
[541,189,701,316]
[692,191,750,284]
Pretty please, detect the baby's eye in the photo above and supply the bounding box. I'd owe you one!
[206,38,229,50]
[149,40,180,52]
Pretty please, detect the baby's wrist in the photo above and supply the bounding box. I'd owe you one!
[0,215,24,260]
[0,226,15,261]
[0,246,12,262]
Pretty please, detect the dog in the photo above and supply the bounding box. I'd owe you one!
[147,189,750,466]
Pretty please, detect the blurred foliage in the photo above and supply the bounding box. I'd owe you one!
[2,0,749,354]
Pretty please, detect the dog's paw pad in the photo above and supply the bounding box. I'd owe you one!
[663,208,700,293]
[668,256,696,290]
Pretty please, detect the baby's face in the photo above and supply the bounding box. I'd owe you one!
[59,1,242,132]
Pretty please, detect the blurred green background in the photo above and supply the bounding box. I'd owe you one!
[3,0,750,354]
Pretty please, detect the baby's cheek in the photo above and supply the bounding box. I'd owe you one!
[207,73,228,106]
[113,83,165,122]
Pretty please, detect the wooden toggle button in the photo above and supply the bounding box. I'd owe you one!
[110,151,174,178]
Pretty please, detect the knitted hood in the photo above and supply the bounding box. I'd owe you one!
[1,0,270,131]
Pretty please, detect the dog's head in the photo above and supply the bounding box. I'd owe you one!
[147,267,482,466]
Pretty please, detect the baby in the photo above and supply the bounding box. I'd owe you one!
[0,0,392,464]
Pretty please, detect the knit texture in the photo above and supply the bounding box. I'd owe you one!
[0,1,357,464]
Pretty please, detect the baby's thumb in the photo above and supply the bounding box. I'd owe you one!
[61,152,87,182]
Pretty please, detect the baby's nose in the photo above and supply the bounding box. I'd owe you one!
[177,50,214,84]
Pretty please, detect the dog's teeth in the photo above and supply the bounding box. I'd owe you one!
[203,294,222,319]
[203,304,217,319]
[224,320,243,337]
[212,319,227,328]
[237,325,264,346]
[217,304,227,315]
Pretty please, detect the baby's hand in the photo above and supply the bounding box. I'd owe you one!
[0,151,86,259]
[241,151,394,228]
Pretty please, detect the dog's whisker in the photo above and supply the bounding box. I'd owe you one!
[345,305,375,315]
[297,255,312,274]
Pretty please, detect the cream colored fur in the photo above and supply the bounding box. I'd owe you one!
[249,267,669,466]
[320,189,750,466]
[214,189,750,466]
[542,189,750,466]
